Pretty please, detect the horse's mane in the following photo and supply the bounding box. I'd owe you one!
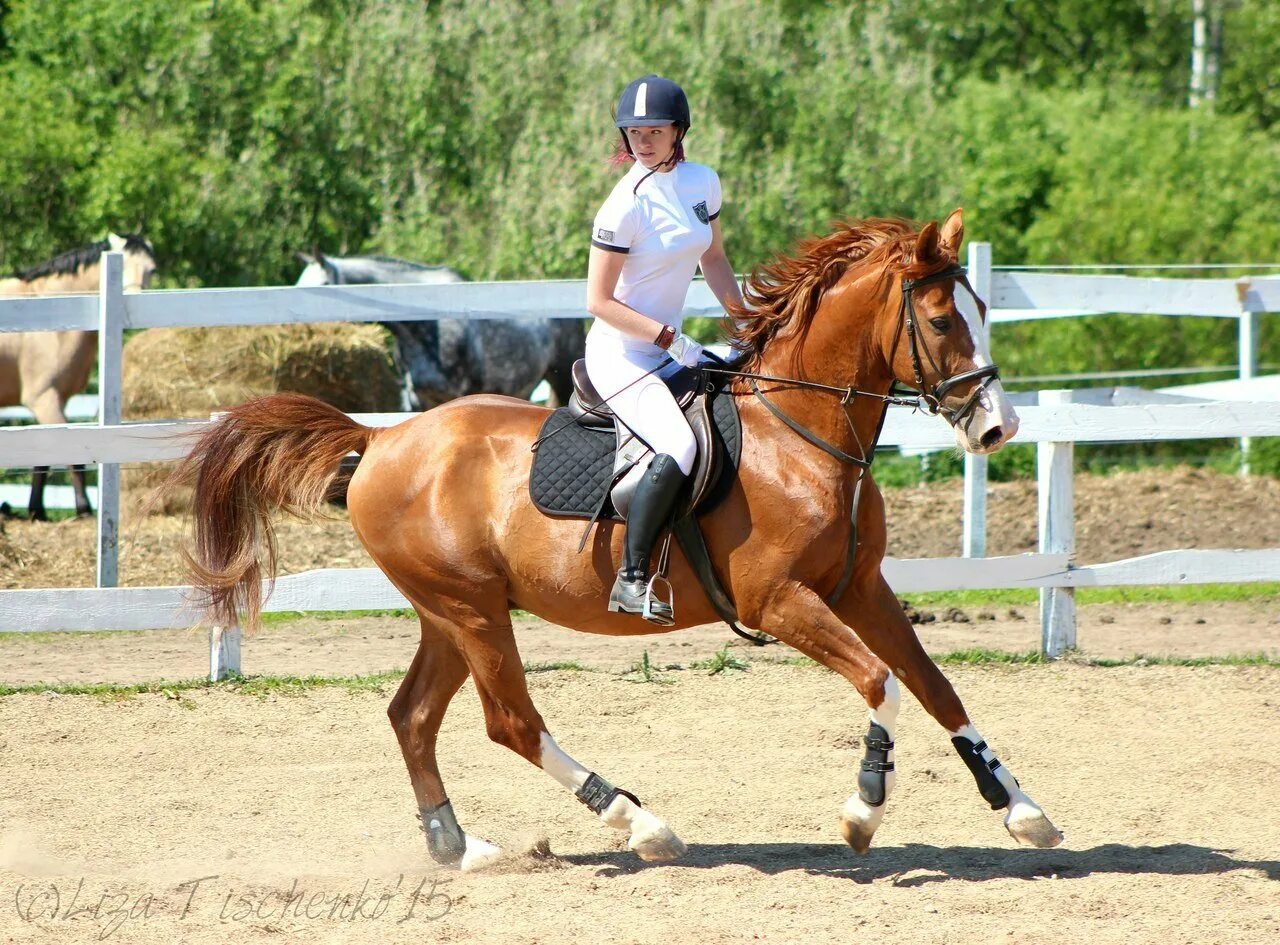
[16,234,154,282]
[727,218,953,374]
[356,254,450,272]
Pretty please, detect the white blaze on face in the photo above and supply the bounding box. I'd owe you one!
[295,262,329,287]
[953,286,1018,452]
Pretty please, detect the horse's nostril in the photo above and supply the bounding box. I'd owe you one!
[980,427,1004,449]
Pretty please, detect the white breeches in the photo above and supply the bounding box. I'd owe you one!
[584,329,698,476]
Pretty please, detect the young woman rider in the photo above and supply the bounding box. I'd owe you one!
[584,74,744,622]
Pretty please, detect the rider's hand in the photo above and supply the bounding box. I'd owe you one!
[667,332,704,368]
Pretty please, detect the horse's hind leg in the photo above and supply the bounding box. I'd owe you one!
[387,612,504,871]
[754,583,903,853]
[836,575,1063,848]
[426,593,686,864]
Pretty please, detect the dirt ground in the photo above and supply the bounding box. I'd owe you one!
[3,465,1278,944]
[2,660,1278,945]
[3,467,1278,591]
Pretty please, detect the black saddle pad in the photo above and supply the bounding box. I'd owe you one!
[529,376,741,521]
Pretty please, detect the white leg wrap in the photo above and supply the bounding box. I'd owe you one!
[538,732,686,861]
[950,723,1063,848]
[841,674,901,853]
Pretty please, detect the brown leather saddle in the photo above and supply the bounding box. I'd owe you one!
[528,357,749,637]
[565,359,724,518]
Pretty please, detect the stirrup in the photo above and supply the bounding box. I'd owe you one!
[642,573,675,627]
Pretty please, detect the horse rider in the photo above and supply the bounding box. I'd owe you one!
[584,74,745,622]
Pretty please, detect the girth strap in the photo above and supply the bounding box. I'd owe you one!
[673,514,776,647]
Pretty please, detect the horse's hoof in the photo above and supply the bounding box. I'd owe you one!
[628,810,686,862]
[839,795,885,854]
[459,835,505,872]
[1004,801,1063,849]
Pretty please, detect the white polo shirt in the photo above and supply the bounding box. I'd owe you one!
[589,160,721,346]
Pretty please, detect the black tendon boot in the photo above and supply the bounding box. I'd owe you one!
[609,453,687,624]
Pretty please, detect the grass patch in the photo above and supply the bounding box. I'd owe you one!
[901,582,1280,610]
[691,644,750,675]
[3,650,1275,700]
[259,609,416,625]
[620,650,675,685]
[0,670,409,699]
[934,648,1049,665]
[524,660,589,673]
[1080,652,1278,668]
[775,649,1279,670]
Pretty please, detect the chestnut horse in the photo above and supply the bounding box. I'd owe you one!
[177,210,1062,871]
[0,234,157,519]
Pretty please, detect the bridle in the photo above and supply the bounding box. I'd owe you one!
[892,263,1000,428]
[701,263,1003,631]
[706,263,1001,462]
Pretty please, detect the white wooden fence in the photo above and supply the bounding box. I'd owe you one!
[2,249,1279,674]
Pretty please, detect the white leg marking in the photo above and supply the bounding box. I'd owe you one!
[538,732,686,861]
[950,723,1063,848]
[841,674,901,853]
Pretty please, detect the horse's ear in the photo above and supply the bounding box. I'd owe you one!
[296,251,314,265]
[107,232,127,252]
[914,221,940,264]
[939,208,964,259]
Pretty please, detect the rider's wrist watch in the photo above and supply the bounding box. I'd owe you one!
[654,324,676,350]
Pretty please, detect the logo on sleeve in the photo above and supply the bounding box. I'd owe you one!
[596,228,615,242]
[692,201,709,225]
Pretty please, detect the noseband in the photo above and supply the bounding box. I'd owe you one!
[895,264,1001,427]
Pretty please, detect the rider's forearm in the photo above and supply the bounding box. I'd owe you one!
[586,296,667,344]
[700,250,744,313]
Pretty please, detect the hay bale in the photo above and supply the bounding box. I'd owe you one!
[123,322,404,420]
[122,323,404,513]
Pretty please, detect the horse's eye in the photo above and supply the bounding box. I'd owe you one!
[930,317,952,332]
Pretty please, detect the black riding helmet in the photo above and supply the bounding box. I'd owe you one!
[615,74,690,157]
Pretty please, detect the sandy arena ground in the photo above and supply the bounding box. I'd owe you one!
[2,467,1278,942]
[2,658,1278,945]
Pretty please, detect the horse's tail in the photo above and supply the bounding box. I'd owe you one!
[171,393,374,631]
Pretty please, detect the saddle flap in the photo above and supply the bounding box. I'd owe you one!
[682,392,718,512]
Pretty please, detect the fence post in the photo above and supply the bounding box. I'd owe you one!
[96,253,124,588]
[962,241,993,557]
[1237,278,1257,476]
[209,625,242,682]
[1037,389,1076,657]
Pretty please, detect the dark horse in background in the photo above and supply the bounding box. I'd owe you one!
[296,253,584,409]
[0,234,157,520]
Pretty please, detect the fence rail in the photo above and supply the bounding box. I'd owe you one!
[2,247,1278,677]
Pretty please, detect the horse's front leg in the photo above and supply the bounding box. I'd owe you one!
[753,583,903,853]
[834,574,1063,848]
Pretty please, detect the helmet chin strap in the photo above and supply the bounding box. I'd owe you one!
[630,128,685,195]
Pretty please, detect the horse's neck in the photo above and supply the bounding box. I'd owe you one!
[749,280,893,463]
[14,270,98,297]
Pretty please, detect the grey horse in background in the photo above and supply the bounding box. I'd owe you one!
[295,252,583,409]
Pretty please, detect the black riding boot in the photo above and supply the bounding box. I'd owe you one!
[609,453,687,624]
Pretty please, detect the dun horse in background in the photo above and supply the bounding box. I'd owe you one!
[296,252,583,409]
[182,211,1062,870]
[0,234,157,520]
